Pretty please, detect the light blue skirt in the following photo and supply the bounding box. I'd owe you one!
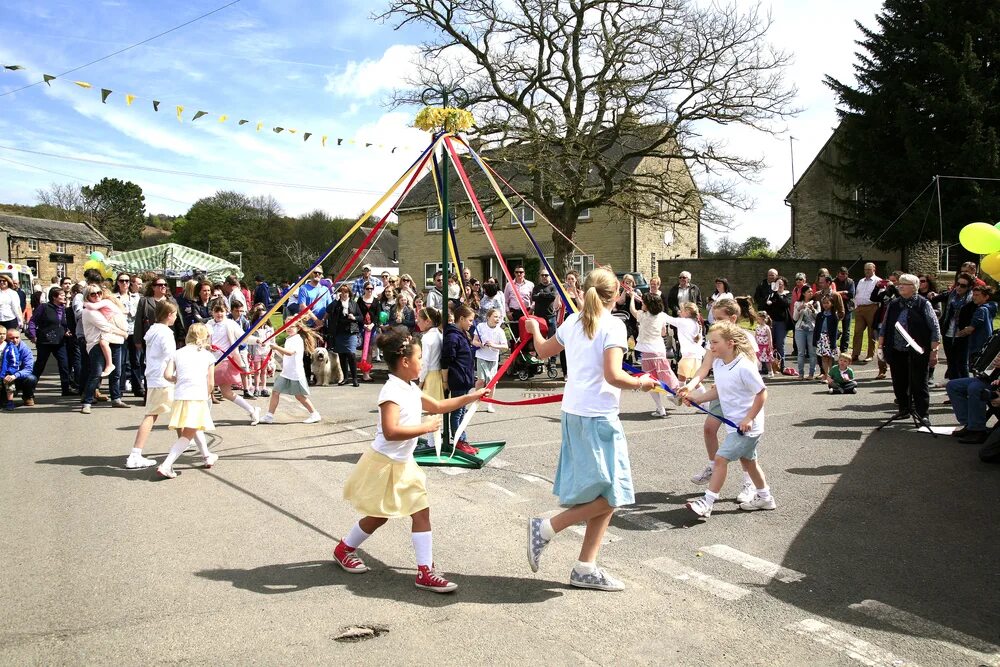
[553,413,634,507]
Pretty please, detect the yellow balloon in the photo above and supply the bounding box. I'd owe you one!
[101,267,114,279]
[981,252,1000,278]
[959,222,1000,254]
[82,259,103,272]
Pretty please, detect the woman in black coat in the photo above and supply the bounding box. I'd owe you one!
[325,285,362,387]
[29,287,73,396]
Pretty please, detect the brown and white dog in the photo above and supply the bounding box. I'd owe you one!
[311,346,343,386]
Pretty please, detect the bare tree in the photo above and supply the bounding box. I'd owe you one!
[379,0,796,272]
[280,240,318,267]
[35,182,85,221]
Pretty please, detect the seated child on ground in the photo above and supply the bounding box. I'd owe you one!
[828,352,857,394]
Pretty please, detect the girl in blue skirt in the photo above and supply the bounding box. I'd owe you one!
[522,267,656,591]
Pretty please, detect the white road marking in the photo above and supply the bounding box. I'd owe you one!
[787,619,920,667]
[645,556,751,601]
[518,473,550,486]
[489,457,511,468]
[484,481,526,502]
[849,599,1000,666]
[700,544,806,583]
[567,524,621,543]
[438,467,470,476]
[345,426,371,438]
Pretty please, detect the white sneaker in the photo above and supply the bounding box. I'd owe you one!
[736,481,755,504]
[686,497,713,517]
[125,453,157,469]
[739,495,777,511]
[485,404,496,413]
[80,404,91,414]
[303,412,321,424]
[261,413,274,424]
[651,408,667,418]
[249,407,261,426]
[690,463,714,485]
[155,465,176,479]
[202,452,219,468]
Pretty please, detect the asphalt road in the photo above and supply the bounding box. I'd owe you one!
[1,361,998,666]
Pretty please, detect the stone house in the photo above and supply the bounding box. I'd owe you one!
[395,138,701,287]
[0,213,112,282]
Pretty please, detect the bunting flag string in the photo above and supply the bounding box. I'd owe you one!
[1,63,417,154]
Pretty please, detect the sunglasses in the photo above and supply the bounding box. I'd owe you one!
[118,278,129,283]
[364,287,373,291]
[919,279,928,283]
[957,283,970,288]
[515,271,525,275]
[154,283,168,287]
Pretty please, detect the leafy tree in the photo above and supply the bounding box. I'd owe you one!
[81,178,146,249]
[380,0,796,273]
[739,236,774,258]
[826,0,1000,250]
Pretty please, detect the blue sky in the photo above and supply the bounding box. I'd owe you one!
[0,0,883,250]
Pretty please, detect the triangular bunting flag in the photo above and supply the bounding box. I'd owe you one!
[101,89,112,103]
[43,74,56,86]
[392,147,398,153]
[365,143,372,148]
[238,119,249,125]
[321,135,327,147]
[337,138,343,146]
[73,81,92,89]
[176,105,184,122]
[256,122,263,132]
[303,132,311,141]
[218,115,228,123]
[3,65,25,71]
[288,128,297,134]
[273,127,284,133]
[153,100,160,111]
[192,110,208,121]
[125,94,135,106]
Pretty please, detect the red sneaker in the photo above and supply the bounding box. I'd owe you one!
[455,440,479,455]
[333,541,369,573]
[415,565,458,593]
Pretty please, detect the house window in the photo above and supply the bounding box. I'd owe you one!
[85,245,95,255]
[56,263,67,278]
[27,239,38,251]
[423,262,459,287]
[572,254,596,276]
[55,242,66,253]
[511,206,535,226]
[471,207,491,229]
[551,199,591,220]
[426,207,456,232]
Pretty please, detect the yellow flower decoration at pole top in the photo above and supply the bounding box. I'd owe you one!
[414,106,475,133]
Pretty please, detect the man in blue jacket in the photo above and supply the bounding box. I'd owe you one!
[253,275,272,309]
[1,327,37,408]
[957,285,997,361]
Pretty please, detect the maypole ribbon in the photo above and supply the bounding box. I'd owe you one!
[622,360,741,432]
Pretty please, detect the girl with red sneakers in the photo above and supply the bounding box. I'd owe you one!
[441,304,478,455]
[333,328,488,593]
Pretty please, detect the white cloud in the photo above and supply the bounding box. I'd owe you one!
[325,44,421,98]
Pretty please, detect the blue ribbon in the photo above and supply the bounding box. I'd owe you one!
[622,360,742,432]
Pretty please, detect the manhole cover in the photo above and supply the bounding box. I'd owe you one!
[333,625,389,643]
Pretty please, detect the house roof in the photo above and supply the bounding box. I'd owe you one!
[0,213,110,246]
[785,127,841,201]
[397,124,675,212]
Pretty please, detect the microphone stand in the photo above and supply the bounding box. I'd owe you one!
[876,344,937,438]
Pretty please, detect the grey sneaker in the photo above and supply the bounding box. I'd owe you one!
[570,566,625,591]
[736,480,755,504]
[739,495,777,511]
[686,497,713,517]
[690,463,713,485]
[527,518,550,573]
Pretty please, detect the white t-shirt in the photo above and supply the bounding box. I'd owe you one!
[419,327,442,381]
[208,318,243,360]
[171,345,216,401]
[635,311,669,356]
[707,292,734,323]
[0,289,21,323]
[227,288,247,310]
[556,310,627,417]
[280,334,305,381]
[474,322,506,362]
[372,374,425,461]
[144,323,177,389]
[712,354,766,436]
[664,315,705,359]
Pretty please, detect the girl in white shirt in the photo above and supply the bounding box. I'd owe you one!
[415,307,444,401]
[249,304,274,397]
[124,300,177,470]
[628,291,678,417]
[664,302,705,383]
[262,323,321,424]
[334,328,489,593]
[472,308,508,413]
[156,324,218,479]
[522,268,656,592]
[684,321,774,517]
[706,278,735,324]
[207,299,260,426]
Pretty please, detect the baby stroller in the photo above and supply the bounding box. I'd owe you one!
[505,321,559,381]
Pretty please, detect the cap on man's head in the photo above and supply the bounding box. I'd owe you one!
[255,274,265,282]
[362,264,372,271]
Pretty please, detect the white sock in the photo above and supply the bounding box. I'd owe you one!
[411,531,433,567]
[129,447,142,456]
[708,459,716,468]
[540,518,556,541]
[193,431,209,457]
[743,472,752,485]
[756,486,772,500]
[574,560,596,574]
[704,490,720,505]
[651,393,664,410]
[343,522,371,550]
[232,396,253,414]
[161,436,190,469]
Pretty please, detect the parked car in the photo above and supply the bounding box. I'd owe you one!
[616,272,650,295]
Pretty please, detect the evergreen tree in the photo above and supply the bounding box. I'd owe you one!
[81,178,146,249]
[826,0,1000,250]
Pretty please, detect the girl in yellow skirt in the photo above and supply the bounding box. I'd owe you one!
[415,306,444,401]
[334,327,488,593]
[156,324,219,479]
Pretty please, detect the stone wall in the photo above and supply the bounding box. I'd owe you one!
[10,237,112,282]
[656,258,890,298]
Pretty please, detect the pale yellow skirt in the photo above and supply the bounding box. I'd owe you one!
[343,449,429,518]
[167,399,216,431]
[144,386,173,416]
[422,371,445,402]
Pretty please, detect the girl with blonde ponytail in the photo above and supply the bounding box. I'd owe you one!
[521,267,655,592]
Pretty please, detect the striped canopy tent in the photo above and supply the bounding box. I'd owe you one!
[108,243,242,282]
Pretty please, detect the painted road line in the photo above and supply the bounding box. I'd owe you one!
[489,457,511,468]
[787,619,920,667]
[518,473,551,486]
[645,556,750,601]
[700,544,806,584]
[567,524,621,544]
[484,482,526,502]
[849,599,1000,666]
[438,467,470,476]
